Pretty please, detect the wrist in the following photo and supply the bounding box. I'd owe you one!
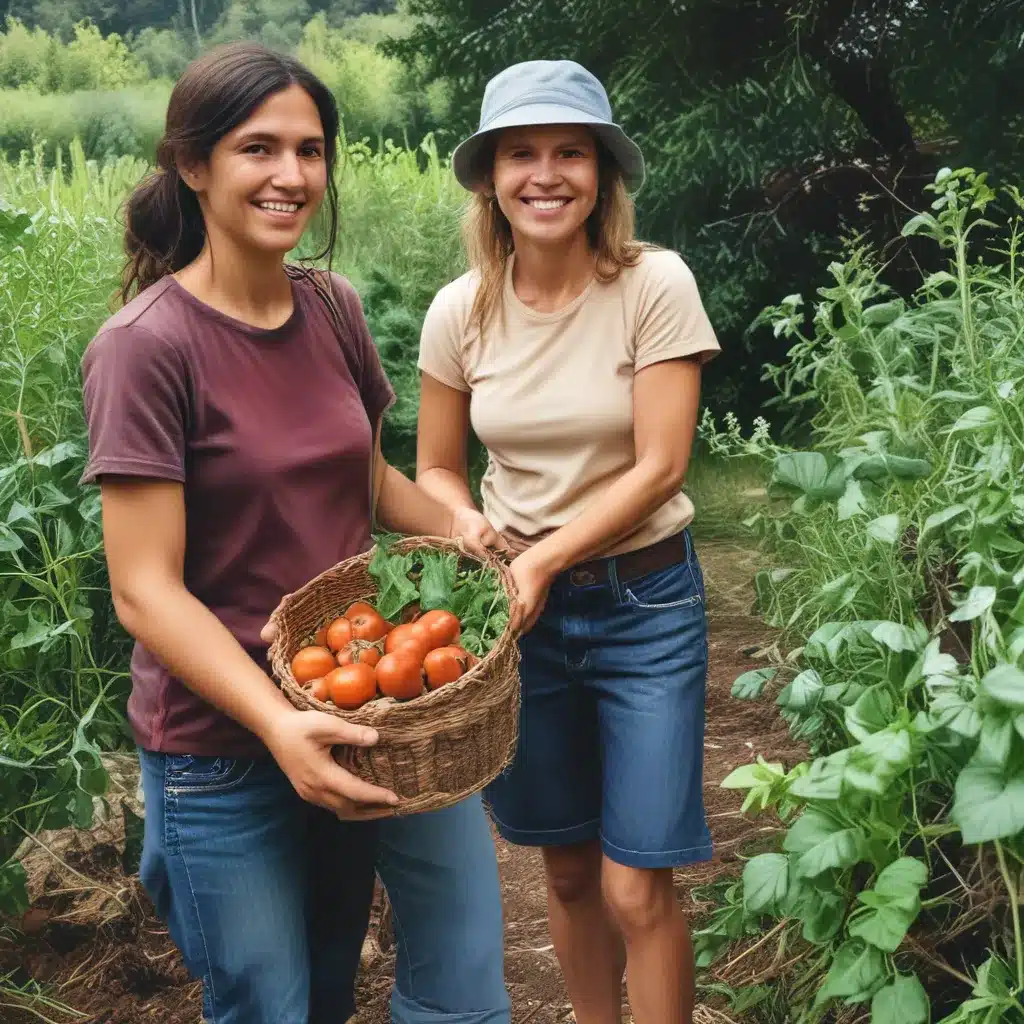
[520,540,564,581]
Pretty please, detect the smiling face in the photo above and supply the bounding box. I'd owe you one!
[490,124,600,250]
[182,83,328,261]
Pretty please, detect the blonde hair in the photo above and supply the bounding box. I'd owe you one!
[461,139,648,336]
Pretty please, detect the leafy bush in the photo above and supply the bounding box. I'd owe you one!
[0,17,147,92]
[698,169,1024,1023]
[0,83,168,162]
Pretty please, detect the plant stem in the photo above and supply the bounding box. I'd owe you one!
[995,840,1024,992]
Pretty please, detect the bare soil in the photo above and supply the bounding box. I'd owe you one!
[0,540,806,1024]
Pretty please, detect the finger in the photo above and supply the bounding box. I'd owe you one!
[260,620,279,644]
[309,713,380,747]
[325,763,399,807]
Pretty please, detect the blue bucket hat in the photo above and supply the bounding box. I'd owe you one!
[451,59,645,193]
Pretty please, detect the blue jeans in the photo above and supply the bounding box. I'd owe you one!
[485,529,713,868]
[138,749,510,1024]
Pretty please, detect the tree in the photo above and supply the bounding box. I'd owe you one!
[388,0,1024,414]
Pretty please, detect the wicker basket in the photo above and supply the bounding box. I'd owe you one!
[266,537,521,817]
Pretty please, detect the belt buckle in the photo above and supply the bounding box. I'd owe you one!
[569,569,597,586]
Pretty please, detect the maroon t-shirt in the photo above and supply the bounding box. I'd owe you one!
[80,271,395,757]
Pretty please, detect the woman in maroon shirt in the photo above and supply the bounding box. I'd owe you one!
[81,41,510,1024]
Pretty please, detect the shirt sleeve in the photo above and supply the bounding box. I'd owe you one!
[79,325,190,486]
[329,273,396,429]
[417,283,471,393]
[634,251,721,371]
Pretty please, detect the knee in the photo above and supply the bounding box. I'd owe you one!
[601,864,675,935]
[544,843,602,905]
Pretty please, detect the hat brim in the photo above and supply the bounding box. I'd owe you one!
[450,103,646,193]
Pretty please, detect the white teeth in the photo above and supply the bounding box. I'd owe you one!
[257,202,300,213]
[527,199,569,210]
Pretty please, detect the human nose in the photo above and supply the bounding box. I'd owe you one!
[271,151,305,190]
[529,154,562,187]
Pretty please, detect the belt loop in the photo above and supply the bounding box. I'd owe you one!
[683,527,693,564]
[608,555,624,603]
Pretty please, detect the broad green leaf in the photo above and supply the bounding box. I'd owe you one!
[845,685,895,742]
[853,454,931,482]
[901,212,940,237]
[871,974,928,1024]
[838,478,868,520]
[979,664,1024,711]
[871,621,921,653]
[776,669,823,712]
[862,299,904,325]
[929,691,981,738]
[952,760,1024,843]
[949,586,996,623]
[418,550,459,612]
[921,503,970,539]
[922,638,959,678]
[771,451,847,500]
[800,890,845,944]
[32,441,81,468]
[719,763,763,789]
[742,853,789,914]
[731,667,776,700]
[814,939,885,1007]
[784,807,867,877]
[875,857,927,898]
[0,529,22,553]
[949,406,997,434]
[977,713,1014,766]
[866,514,900,545]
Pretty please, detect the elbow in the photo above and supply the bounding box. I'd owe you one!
[643,458,689,506]
[109,577,165,641]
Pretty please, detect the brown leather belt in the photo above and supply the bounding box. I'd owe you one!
[565,530,689,587]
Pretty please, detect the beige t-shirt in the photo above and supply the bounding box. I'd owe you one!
[417,246,721,558]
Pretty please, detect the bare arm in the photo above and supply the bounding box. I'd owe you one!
[512,357,703,628]
[100,477,398,815]
[415,373,479,512]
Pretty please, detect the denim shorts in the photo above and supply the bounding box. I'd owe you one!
[484,528,713,869]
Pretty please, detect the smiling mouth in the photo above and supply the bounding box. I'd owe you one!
[253,200,304,214]
[521,197,572,211]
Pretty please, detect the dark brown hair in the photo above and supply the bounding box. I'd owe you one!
[119,42,341,305]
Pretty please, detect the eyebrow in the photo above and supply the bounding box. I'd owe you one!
[235,131,326,146]
[503,136,592,149]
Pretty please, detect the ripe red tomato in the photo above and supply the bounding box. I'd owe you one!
[385,621,432,660]
[326,616,354,652]
[345,601,377,619]
[314,626,329,647]
[423,645,471,689]
[376,649,425,700]
[292,645,337,684]
[417,610,461,649]
[349,609,389,643]
[309,676,331,702]
[337,643,382,668]
[325,663,378,710]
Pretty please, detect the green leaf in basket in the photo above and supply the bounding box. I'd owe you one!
[419,550,460,612]
[369,543,418,621]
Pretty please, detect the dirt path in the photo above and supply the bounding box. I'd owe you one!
[0,541,803,1024]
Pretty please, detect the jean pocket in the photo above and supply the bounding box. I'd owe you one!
[623,560,703,611]
[164,754,254,793]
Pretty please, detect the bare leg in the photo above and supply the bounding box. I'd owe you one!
[601,860,694,1024]
[542,841,626,1024]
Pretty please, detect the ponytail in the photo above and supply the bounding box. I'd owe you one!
[120,153,205,304]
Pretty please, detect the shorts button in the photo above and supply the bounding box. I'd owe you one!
[570,569,596,586]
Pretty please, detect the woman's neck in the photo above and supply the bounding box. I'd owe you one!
[510,230,596,314]
[175,241,294,330]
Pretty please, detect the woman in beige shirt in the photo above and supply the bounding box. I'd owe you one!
[416,60,720,1024]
